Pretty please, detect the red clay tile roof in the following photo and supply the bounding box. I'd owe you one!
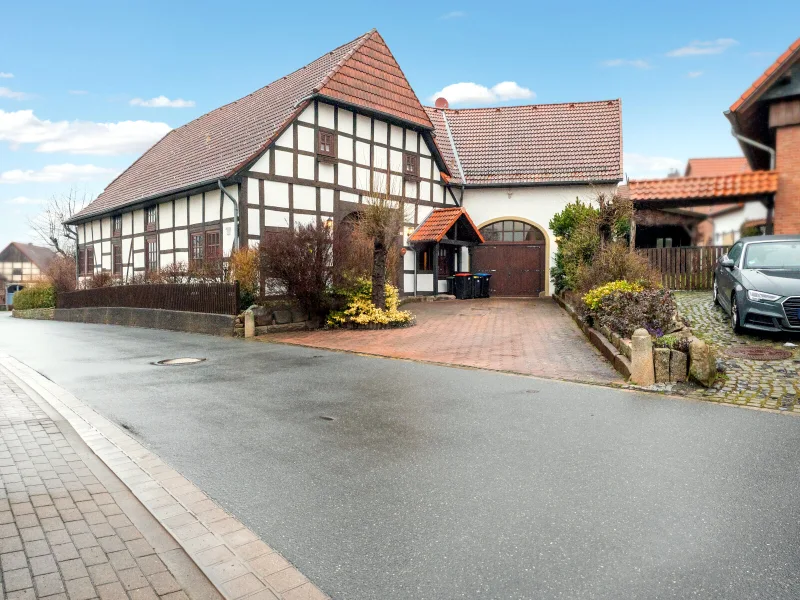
[684,157,750,177]
[730,37,800,112]
[69,30,433,223]
[629,171,779,203]
[317,31,432,130]
[424,100,623,186]
[409,207,484,244]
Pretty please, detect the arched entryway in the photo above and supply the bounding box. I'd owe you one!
[6,284,24,307]
[473,219,549,296]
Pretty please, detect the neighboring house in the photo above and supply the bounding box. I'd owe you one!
[0,242,56,307]
[65,29,622,298]
[683,157,767,246]
[628,36,800,234]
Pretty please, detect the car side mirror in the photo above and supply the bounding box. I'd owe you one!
[720,256,734,269]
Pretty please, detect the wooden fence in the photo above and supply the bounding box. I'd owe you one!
[638,246,728,290]
[57,282,240,315]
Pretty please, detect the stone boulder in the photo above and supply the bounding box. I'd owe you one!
[689,339,717,387]
[670,350,688,383]
[653,348,671,383]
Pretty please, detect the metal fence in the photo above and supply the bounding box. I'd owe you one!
[57,282,240,315]
[638,246,728,290]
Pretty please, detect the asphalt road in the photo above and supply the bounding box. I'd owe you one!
[2,313,800,600]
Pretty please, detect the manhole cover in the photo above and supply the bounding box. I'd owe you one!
[153,358,206,366]
[725,346,793,361]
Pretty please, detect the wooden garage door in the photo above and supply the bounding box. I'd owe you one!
[472,243,545,296]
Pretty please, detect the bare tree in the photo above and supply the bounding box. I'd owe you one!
[28,188,91,257]
[356,177,408,309]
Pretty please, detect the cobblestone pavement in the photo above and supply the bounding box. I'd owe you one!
[268,298,622,384]
[0,367,214,600]
[675,291,800,411]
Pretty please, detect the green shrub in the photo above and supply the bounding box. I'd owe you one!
[588,288,676,338]
[550,200,599,294]
[12,284,56,310]
[576,241,662,294]
[652,334,690,353]
[583,280,643,311]
[327,278,414,328]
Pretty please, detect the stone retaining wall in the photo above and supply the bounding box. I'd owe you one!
[14,307,235,337]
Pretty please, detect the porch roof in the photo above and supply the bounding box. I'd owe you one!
[408,207,485,244]
[628,171,778,208]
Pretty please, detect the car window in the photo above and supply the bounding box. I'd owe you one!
[744,241,800,269]
[728,242,743,264]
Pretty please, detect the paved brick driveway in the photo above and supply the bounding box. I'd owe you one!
[675,292,800,411]
[268,298,621,384]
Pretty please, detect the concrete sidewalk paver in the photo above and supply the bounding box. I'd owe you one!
[0,357,326,600]
[0,367,214,600]
[268,298,621,384]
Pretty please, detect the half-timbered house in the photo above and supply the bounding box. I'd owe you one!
[66,29,623,298]
[0,242,56,307]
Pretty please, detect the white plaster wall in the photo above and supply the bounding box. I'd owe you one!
[132,210,145,234]
[338,109,353,134]
[122,213,133,236]
[264,181,289,208]
[248,208,260,236]
[189,194,203,225]
[251,150,271,173]
[298,105,314,124]
[297,154,315,180]
[297,126,315,152]
[462,184,615,296]
[294,185,316,211]
[712,203,768,245]
[222,186,236,219]
[174,229,188,250]
[320,188,334,213]
[246,179,259,209]
[318,103,335,129]
[174,198,188,227]
[275,128,293,149]
[205,191,221,222]
[159,202,173,229]
[275,150,293,177]
[417,273,434,292]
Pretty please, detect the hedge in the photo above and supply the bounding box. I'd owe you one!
[12,284,56,310]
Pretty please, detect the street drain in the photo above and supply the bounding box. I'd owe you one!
[319,416,335,421]
[725,346,793,361]
[153,358,206,366]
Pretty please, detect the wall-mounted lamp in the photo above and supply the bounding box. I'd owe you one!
[324,218,334,230]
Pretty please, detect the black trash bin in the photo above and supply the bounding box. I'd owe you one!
[446,276,455,295]
[474,273,492,298]
[453,273,474,299]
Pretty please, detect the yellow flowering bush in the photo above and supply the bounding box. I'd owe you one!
[583,280,643,311]
[327,278,415,328]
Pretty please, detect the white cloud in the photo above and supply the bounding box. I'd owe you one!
[602,59,651,69]
[667,38,738,57]
[440,10,466,19]
[0,87,27,100]
[130,95,195,108]
[688,71,704,78]
[68,90,88,95]
[430,81,535,106]
[0,73,13,79]
[5,196,46,205]
[0,109,171,155]
[0,164,119,184]
[624,152,684,180]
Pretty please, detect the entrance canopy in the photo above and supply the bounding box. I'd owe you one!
[628,171,779,209]
[408,207,484,246]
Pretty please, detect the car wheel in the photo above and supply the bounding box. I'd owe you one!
[713,278,719,306]
[730,295,743,333]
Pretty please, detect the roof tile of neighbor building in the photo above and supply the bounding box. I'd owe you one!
[409,207,485,243]
[628,171,779,202]
[0,243,56,269]
[424,100,623,186]
[70,29,432,223]
[730,37,800,112]
[684,157,750,177]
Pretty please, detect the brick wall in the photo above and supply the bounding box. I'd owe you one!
[774,124,800,234]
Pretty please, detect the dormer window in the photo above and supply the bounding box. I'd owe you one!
[317,129,336,161]
[146,206,157,231]
[403,153,419,180]
[112,215,122,236]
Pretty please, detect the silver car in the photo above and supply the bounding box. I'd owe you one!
[713,235,800,333]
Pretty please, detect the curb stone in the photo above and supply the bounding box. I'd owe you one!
[0,355,328,600]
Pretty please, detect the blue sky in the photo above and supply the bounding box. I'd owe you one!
[1,0,797,249]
